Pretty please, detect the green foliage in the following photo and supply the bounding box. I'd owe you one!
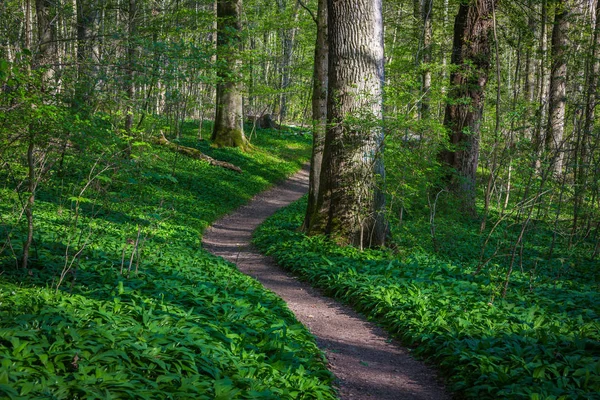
[0,125,334,399]
[253,198,600,399]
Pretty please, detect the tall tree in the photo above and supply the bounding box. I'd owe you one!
[125,0,137,133]
[75,0,99,112]
[306,0,386,248]
[439,0,498,215]
[212,0,247,149]
[546,0,569,174]
[420,0,433,120]
[303,0,328,231]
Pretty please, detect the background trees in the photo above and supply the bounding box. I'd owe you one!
[1,0,599,275]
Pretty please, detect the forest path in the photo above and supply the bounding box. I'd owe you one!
[202,165,450,400]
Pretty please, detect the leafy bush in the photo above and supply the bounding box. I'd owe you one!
[253,198,600,400]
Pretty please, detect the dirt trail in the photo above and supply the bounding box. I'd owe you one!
[202,165,450,400]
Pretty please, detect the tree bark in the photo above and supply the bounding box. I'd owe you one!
[212,0,247,149]
[546,0,569,175]
[125,0,136,133]
[34,0,56,85]
[439,0,498,216]
[307,0,386,249]
[75,0,98,111]
[303,0,328,232]
[277,0,301,124]
[420,0,433,120]
[573,0,600,236]
[534,0,550,158]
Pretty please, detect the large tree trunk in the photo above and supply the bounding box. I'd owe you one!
[546,0,569,175]
[307,0,386,249]
[439,0,497,215]
[303,0,328,232]
[212,0,247,149]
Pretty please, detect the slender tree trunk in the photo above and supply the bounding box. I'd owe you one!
[303,0,328,231]
[23,0,55,269]
[212,0,247,149]
[439,0,498,215]
[278,0,301,124]
[307,0,386,248]
[125,0,136,133]
[75,0,98,111]
[534,0,550,159]
[420,0,433,120]
[34,0,56,84]
[546,0,569,175]
[573,0,600,237]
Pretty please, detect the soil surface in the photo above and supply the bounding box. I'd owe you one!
[203,165,450,400]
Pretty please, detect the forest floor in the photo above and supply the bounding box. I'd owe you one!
[203,165,449,400]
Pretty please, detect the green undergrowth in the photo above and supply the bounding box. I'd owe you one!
[0,124,336,399]
[253,198,600,400]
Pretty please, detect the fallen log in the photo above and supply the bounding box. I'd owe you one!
[156,132,242,173]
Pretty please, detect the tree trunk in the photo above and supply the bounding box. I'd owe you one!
[125,0,136,133]
[75,0,98,111]
[573,0,600,237]
[212,0,247,149]
[278,0,300,124]
[534,0,550,158]
[420,0,433,120]
[546,0,569,175]
[439,0,498,215]
[307,0,386,249]
[303,0,328,231]
[34,0,56,85]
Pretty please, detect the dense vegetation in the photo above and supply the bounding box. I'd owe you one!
[3,0,600,398]
[254,197,600,399]
[0,124,337,399]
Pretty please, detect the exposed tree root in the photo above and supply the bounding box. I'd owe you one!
[156,131,242,173]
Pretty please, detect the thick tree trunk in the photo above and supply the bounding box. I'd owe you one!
[212,0,247,149]
[546,0,569,175]
[439,0,497,216]
[303,0,328,232]
[307,0,386,249]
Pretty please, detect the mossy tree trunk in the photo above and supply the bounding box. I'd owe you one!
[212,0,247,149]
[439,0,498,216]
[306,0,386,249]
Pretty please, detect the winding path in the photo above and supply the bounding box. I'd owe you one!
[202,165,450,400]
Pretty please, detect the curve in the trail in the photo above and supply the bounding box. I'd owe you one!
[202,165,450,400]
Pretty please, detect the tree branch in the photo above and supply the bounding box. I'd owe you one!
[297,0,317,24]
